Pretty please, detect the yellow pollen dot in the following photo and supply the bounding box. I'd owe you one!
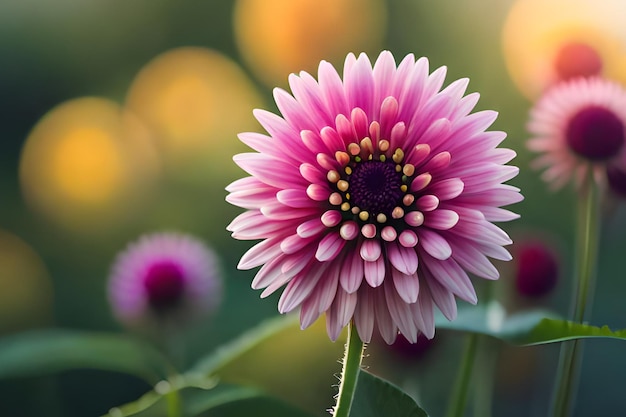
[359,211,370,221]
[337,180,349,192]
[351,206,360,214]
[341,202,350,211]
[379,155,386,162]
[376,213,387,223]
[403,194,415,206]
[368,154,373,160]
[335,151,350,166]
[395,164,402,172]
[329,192,342,205]
[345,193,350,199]
[392,148,404,163]
[378,139,390,152]
[400,184,408,192]
[345,166,352,175]
[392,206,405,219]
[348,143,361,156]
[403,164,415,176]
[327,170,340,183]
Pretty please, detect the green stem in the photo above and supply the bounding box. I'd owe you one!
[473,335,497,417]
[165,388,182,417]
[551,175,600,417]
[445,333,479,417]
[333,322,364,417]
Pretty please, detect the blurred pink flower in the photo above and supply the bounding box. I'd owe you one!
[513,240,560,297]
[528,77,626,190]
[108,232,222,328]
[227,51,522,344]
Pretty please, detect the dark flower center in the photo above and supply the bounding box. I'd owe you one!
[554,42,603,81]
[566,106,624,160]
[144,261,185,311]
[350,160,403,216]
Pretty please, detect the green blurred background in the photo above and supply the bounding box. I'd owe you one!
[1,0,625,416]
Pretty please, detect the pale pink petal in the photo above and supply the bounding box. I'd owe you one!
[315,232,346,262]
[384,282,418,343]
[374,288,398,344]
[426,278,457,321]
[238,237,284,270]
[411,283,435,338]
[326,288,358,341]
[419,229,452,260]
[354,286,375,343]
[278,265,327,313]
[360,239,382,262]
[387,241,419,275]
[425,257,477,304]
[364,257,385,288]
[340,250,365,293]
[276,189,316,208]
[391,268,420,304]
[424,209,460,230]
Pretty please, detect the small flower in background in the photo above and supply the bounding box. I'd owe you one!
[527,77,626,190]
[502,0,626,99]
[512,240,560,297]
[227,51,522,344]
[108,232,222,329]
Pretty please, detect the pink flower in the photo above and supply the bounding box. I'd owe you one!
[528,77,626,190]
[227,52,522,344]
[108,232,222,328]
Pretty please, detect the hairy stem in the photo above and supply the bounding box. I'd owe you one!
[333,323,364,417]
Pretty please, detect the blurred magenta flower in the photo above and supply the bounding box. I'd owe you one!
[108,232,222,328]
[513,240,560,297]
[528,77,626,190]
[227,51,522,344]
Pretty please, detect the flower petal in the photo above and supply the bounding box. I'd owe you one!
[315,232,346,262]
[392,268,420,304]
[364,257,385,288]
[388,241,418,275]
[419,229,452,260]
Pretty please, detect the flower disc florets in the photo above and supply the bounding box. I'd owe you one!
[227,51,522,344]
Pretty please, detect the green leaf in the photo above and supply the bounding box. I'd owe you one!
[189,313,299,376]
[104,379,317,417]
[510,318,626,346]
[188,386,318,417]
[435,302,626,345]
[0,329,172,384]
[349,370,429,417]
[187,314,346,415]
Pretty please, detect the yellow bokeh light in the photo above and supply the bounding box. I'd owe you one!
[0,230,53,333]
[125,47,264,184]
[20,97,160,232]
[233,0,387,88]
[51,127,124,205]
[502,0,626,99]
